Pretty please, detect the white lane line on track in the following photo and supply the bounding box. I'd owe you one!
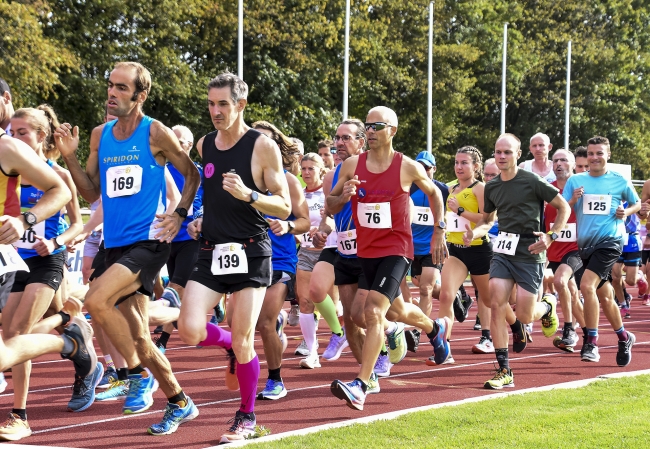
[28,340,650,435]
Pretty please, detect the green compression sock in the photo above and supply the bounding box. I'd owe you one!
[314,295,343,336]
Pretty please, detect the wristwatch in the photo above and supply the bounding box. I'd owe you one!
[174,207,188,219]
[287,221,295,234]
[248,191,259,204]
[22,211,37,228]
[547,230,559,241]
[457,207,465,217]
[436,221,447,230]
[53,236,64,249]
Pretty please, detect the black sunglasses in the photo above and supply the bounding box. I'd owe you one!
[364,122,394,132]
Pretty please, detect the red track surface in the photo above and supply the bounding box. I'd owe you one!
[3,287,650,448]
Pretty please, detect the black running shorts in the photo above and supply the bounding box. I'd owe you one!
[12,252,66,293]
[358,255,412,304]
[167,239,199,288]
[104,240,171,297]
[334,255,368,289]
[447,242,493,276]
[89,241,106,282]
[547,250,583,279]
[411,253,442,277]
[317,247,338,266]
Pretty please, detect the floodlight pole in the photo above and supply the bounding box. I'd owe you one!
[427,1,434,154]
[500,23,508,134]
[238,0,243,79]
[343,0,351,119]
[565,40,572,150]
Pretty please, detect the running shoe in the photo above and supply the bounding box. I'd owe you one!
[299,352,321,369]
[473,314,481,331]
[97,366,118,389]
[148,396,199,435]
[68,361,104,412]
[214,295,226,324]
[161,287,181,308]
[276,310,288,353]
[330,379,366,411]
[621,302,631,319]
[123,369,159,414]
[638,277,648,295]
[367,372,380,395]
[288,304,300,326]
[425,352,455,366]
[580,343,600,362]
[153,325,163,334]
[616,331,636,367]
[322,331,349,361]
[62,316,98,378]
[512,321,528,353]
[154,337,166,354]
[374,354,392,377]
[225,348,239,391]
[257,379,287,400]
[0,373,6,394]
[429,317,451,365]
[452,290,466,323]
[96,380,129,401]
[540,294,559,337]
[220,410,256,443]
[553,328,578,353]
[0,413,31,442]
[484,367,514,390]
[472,336,495,354]
[294,339,310,356]
[405,328,421,353]
[386,322,407,364]
[642,294,650,306]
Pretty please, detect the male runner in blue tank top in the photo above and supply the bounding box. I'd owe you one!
[55,62,201,436]
[178,72,291,443]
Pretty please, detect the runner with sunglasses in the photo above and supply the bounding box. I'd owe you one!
[329,107,450,410]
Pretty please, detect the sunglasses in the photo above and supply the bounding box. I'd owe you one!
[364,122,393,132]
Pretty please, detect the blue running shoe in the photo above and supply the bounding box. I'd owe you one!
[161,287,181,308]
[214,295,226,324]
[96,380,129,401]
[97,366,118,389]
[330,379,366,411]
[257,379,287,400]
[123,369,159,414]
[430,317,451,366]
[148,396,199,435]
[68,361,104,412]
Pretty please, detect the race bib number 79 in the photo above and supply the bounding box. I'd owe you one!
[106,165,143,198]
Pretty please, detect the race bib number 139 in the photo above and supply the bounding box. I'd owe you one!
[211,243,249,275]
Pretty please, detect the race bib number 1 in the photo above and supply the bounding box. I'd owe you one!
[13,221,45,250]
[551,222,577,243]
[358,202,392,229]
[413,206,434,226]
[211,243,248,275]
[582,194,612,215]
[446,211,471,233]
[0,244,29,277]
[337,229,357,255]
[106,165,143,198]
[493,232,520,256]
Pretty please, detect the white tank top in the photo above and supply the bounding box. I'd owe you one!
[523,159,556,183]
[304,187,337,249]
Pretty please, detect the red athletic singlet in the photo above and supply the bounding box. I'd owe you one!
[0,134,20,217]
[544,181,578,262]
[352,151,414,259]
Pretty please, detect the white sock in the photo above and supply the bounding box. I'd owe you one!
[299,312,318,354]
[385,321,398,336]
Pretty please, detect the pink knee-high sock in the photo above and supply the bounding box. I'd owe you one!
[199,322,232,349]
[237,355,260,413]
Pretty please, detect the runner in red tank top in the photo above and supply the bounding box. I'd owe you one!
[328,106,451,411]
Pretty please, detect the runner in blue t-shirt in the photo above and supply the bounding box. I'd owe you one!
[610,202,643,318]
[562,136,639,367]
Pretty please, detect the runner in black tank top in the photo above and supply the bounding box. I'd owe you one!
[177,72,291,443]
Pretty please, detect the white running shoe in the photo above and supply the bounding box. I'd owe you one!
[299,352,321,369]
[288,304,300,327]
[472,336,495,354]
[0,373,6,394]
[294,339,310,356]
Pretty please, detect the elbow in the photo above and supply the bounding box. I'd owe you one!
[279,201,291,220]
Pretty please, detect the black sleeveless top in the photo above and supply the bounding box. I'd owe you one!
[201,129,270,245]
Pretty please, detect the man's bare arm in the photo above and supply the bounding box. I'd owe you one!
[56,124,102,202]
[326,157,358,215]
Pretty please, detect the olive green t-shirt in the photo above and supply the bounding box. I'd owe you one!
[484,169,559,263]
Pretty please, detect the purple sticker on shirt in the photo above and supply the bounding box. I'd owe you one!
[205,163,215,178]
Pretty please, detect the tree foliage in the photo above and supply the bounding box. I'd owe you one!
[1,0,648,180]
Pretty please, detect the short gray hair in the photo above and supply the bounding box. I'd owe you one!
[207,72,248,104]
[530,132,550,145]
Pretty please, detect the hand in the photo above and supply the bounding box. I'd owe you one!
[571,187,584,203]
[268,219,289,236]
[342,175,361,201]
[430,231,448,265]
[639,200,650,218]
[312,230,328,249]
[615,204,626,220]
[447,196,459,213]
[53,123,80,157]
[528,231,552,254]
[188,217,203,240]
[222,172,253,202]
[154,213,182,242]
[462,224,474,246]
[69,231,90,247]
[0,216,26,245]
[33,235,56,257]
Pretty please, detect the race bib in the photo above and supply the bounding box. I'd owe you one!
[13,221,46,249]
[493,232,520,256]
[623,232,629,246]
[211,243,248,275]
[299,232,314,249]
[0,244,29,276]
[413,206,434,226]
[582,194,612,215]
[106,165,143,198]
[551,222,577,243]
[446,211,471,233]
[358,202,391,229]
[337,229,357,255]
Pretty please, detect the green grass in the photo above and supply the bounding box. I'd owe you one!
[251,375,650,448]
